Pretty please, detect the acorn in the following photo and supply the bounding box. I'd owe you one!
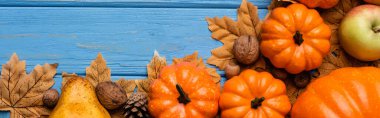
[224,62,241,79]
[96,81,128,110]
[43,89,59,108]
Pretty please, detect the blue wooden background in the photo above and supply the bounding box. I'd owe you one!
[0,0,270,117]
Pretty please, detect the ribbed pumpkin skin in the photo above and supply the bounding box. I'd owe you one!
[148,62,220,118]
[298,0,339,9]
[260,3,331,74]
[219,69,291,118]
[291,67,380,118]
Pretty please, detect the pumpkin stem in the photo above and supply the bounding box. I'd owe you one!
[293,31,304,45]
[374,26,380,33]
[251,97,265,109]
[176,84,191,105]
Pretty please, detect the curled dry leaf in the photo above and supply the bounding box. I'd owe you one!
[147,51,167,80]
[86,53,111,87]
[173,51,221,84]
[0,53,57,118]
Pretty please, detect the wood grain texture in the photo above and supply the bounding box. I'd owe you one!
[0,0,270,9]
[0,1,269,116]
[0,7,268,77]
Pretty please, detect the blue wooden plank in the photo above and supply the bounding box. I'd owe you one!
[0,7,268,76]
[0,0,270,9]
[0,6,268,118]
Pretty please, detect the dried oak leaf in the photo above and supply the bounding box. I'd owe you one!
[86,53,111,87]
[206,0,265,71]
[0,53,57,118]
[147,50,167,80]
[173,51,221,84]
[115,78,136,98]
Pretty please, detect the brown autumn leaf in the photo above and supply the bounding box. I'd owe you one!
[115,78,136,98]
[0,53,57,118]
[173,51,221,84]
[135,79,151,94]
[237,0,260,36]
[206,16,238,70]
[147,50,167,80]
[86,53,111,87]
[206,0,265,71]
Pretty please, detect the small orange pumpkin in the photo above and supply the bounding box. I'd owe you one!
[148,62,220,118]
[261,3,331,74]
[292,67,380,118]
[219,69,291,118]
[298,0,339,9]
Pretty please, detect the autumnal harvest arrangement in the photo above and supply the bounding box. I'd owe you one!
[0,0,380,117]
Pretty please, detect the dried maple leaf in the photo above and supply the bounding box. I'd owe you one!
[0,53,57,118]
[206,0,265,71]
[86,53,111,87]
[115,78,136,98]
[173,51,221,84]
[147,50,166,80]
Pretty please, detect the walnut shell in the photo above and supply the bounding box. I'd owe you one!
[96,81,127,110]
[43,89,59,108]
[233,35,260,65]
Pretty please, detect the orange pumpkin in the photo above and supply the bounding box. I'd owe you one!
[148,62,220,118]
[298,0,339,9]
[219,69,291,118]
[260,3,331,74]
[292,67,380,118]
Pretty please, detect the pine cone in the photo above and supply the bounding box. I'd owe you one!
[124,92,150,118]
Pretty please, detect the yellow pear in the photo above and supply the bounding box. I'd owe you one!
[49,76,111,118]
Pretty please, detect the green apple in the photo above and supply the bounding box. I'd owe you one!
[339,5,380,61]
[364,0,380,5]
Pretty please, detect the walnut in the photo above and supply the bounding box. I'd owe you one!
[224,62,241,79]
[43,89,59,108]
[96,81,127,110]
[233,35,260,65]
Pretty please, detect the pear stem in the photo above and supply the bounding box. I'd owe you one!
[293,31,304,45]
[251,97,265,109]
[176,84,190,105]
[374,26,380,33]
